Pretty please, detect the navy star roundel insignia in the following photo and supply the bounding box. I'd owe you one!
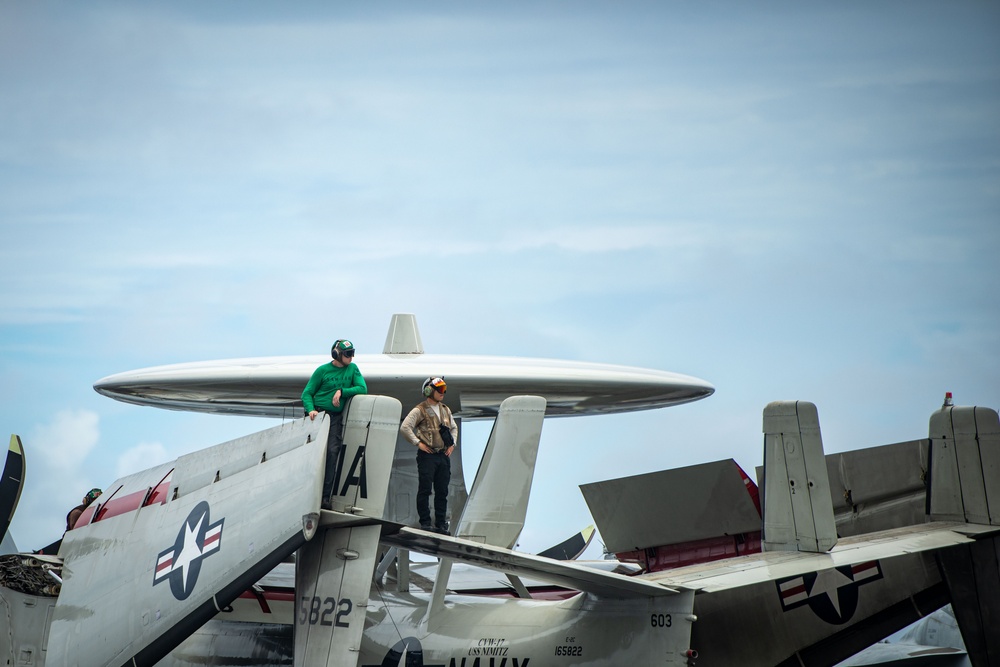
[153,500,224,600]
[361,637,446,667]
[776,560,883,625]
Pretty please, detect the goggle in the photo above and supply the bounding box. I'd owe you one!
[433,385,447,394]
[341,350,355,358]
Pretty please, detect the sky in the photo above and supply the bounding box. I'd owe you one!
[1,2,998,559]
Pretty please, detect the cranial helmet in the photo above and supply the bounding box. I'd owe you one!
[84,488,102,504]
[331,339,356,361]
[422,377,447,397]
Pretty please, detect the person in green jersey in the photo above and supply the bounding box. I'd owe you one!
[302,339,367,509]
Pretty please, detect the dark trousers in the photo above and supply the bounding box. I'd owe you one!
[416,450,451,527]
[321,410,346,502]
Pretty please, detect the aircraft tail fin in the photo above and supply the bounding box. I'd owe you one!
[326,395,401,517]
[761,400,838,553]
[295,395,401,666]
[928,402,1000,526]
[927,401,1000,665]
[455,395,547,549]
[422,396,545,611]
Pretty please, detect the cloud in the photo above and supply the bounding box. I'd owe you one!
[4,411,103,550]
[116,442,170,480]
[1,0,997,568]
[32,409,100,471]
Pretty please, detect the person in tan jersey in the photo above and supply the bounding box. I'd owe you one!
[399,377,458,534]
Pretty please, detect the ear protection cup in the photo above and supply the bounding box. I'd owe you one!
[331,339,344,361]
[422,377,446,397]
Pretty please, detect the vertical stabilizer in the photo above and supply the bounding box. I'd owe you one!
[294,395,401,667]
[455,395,547,549]
[928,403,1000,526]
[928,402,1000,667]
[382,313,424,355]
[762,401,837,553]
[326,395,401,517]
[428,396,546,612]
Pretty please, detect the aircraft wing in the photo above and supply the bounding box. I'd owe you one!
[643,521,998,593]
[838,642,969,666]
[47,415,329,667]
[381,527,680,598]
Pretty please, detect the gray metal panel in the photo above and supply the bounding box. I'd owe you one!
[930,405,1000,527]
[826,439,929,511]
[381,527,680,598]
[329,396,401,517]
[294,525,382,667]
[580,459,761,553]
[953,407,990,525]
[0,584,56,667]
[47,417,328,667]
[761,401,837,553]
[457,396,546,549]
[937,534,1000,667]
[977,407,1000,525]
[758,439,930,538]
[384,421,467,528]
[929,405,1000,525]
[831,440,930,539]
[295,396,399,667]
[929,407,967,521]
[646,521,991,593]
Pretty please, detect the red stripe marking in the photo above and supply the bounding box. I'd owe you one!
[94,489,148,522]
[79,479,173,528]
[781,583,807,599]
[74,505,98,528]
[237,587,297,603]
[852,560,876,574]
[144,481,171,507]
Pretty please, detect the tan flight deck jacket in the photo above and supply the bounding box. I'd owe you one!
[400,401,458,453]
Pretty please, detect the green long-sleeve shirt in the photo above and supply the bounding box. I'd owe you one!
[301,362,367,413]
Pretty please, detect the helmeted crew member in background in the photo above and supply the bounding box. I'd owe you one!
[66,488,102,531]
[302,339,368,510]
[400,377,458,535]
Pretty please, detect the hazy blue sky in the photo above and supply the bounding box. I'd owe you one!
[2,2,998,556]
